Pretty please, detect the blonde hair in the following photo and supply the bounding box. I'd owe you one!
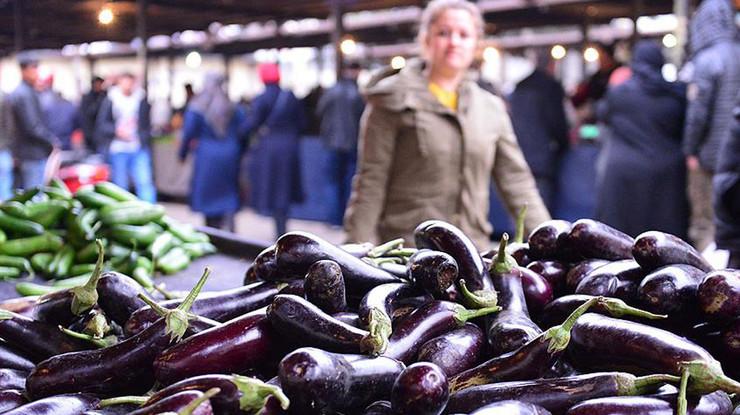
[418,0,485,47]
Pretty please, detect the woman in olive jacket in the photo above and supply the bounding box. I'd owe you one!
[344,0,550,249]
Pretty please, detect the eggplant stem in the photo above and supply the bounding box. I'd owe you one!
[681,360,740,395]
[58,326,111,348]
[360,307,392,355]
[454,305,501,325]
[153,283,178,300]
[177,267,211,312]
[70,239,105,316]
[542,297,598,353]
[178,387,221,415]
[137,293,170,317]
[458,279,498,309]
[491,233,518,275]
[98,396,149,407]
[233,375,291,411]
[514,204,527,244]
[367,238,405,258]
[599,297,667,320]
[0,310,13,320]
[677,367,690,415]
[630,374,682,396]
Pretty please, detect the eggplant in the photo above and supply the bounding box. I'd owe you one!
[0,309,92,361]
[527,260,568,296]
[275,232,402,298]
[145,374,289,415]
[246,245,283,283]
[414,220,490,291]
[278,347,405,414]
[499,205,533,267]
[637,264,705,316]
[391,362,448,415]
[568,219,634,260]
[417,323,484,377]
[697,270,740,323]
[364,401,393,414]
[568,313,740,395]
[84,403,144,415]
[565,390,733,415]
[304,260,346,314]
[488,235,543,355]
[528,220,574,261]
[383,300,499,364]
[2,393,100,415]
[0,368,27,390]
[279,279,305,297]
[97,271,151,326]
[125,280,282,336]
[469,400,552,415]
[0,296,37,317]
[129,389,218,415]
[539,295,666,329]
[0,390,25,413]
[267,294,382,354]
[446,372,678,414]
[341,242,375,258]
[565,259,609,292]
[633,231,713,273]
[520,267,554,315]
[575,260,644,301]
[333,311,361,327]
[0,340,36,370]
[407,250,459,298]
[721,320,739,363]
[25,270,212,399]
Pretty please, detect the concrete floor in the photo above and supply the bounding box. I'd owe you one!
[161,202,346,247]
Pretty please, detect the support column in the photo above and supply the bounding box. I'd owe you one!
[13,0,24,53]
[137,0,149,93]
[672,0,689,65]
[631,0,645,46]
[330,0,344,79]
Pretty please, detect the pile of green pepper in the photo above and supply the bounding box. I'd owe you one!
[0,180,215,292]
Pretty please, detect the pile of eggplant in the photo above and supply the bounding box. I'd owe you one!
[0,215,737,415]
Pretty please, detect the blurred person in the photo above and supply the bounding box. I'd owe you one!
[317,62,365,226]
[7,57,59,189]
[95,73,156,203]
[596,40,689,239]
[41,87,80,151]
[80,76,106,153]
[714,98,740,268]
[571,42,621,126]
[0,86,12,200]
[241,62,305,237]
[682,0,740,251]
[179,73,246,232]
[508,49,569,210]
[344,0,550,248]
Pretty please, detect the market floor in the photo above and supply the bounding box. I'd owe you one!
[161,202,346,246]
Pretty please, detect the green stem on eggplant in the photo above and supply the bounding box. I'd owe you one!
[677,366,689,415]
[153,283,178,300]
[597,297,667,320]
[82,312,110,339]
[70,239,105,315]
[514,204,527,244]
[98,395,149,407]
[360,307,392,355]
[542,297,599,353]
[453,304,501,325]
[681,360,740,395]
[233,375,291,412]
[384,248,417,258]
[492,233,518,275]
[178,387,221,415]
[621,374,682,395]
[458,279,498,309]
[58,326,116,348]
[0,310,13,320]
[367,238,405,258]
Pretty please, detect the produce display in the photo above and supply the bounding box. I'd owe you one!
[0,180,215,296]
[0,210,737,414]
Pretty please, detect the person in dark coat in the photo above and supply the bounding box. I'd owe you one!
[596,40,689,240]
[508,52,569,210]
[683,0,740,251]
[42,90,80,151]
[242,63,305,237]
[179,73,246,232]
[714,99,740,268]
[80,76,106,154]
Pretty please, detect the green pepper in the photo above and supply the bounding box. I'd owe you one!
[75,189,117,209]
[94,182,138,202]
[0,233,64,256]
[0,266,21,280]
[182,242,217,259]
[0,201,30,219]
[108,223,162,247]
[26,199,69,229]
[69,263,97,277]
[0,211,44,236]
[76,239,107,263]
[15,282,59,296]
[47,245,75,279]
[160,216,210,243]
[0,229,6,244]
[132,256,155,289]
[7,187,40,203]
[0,256,34,276]
[149,231,178,259]
[48,178,72,199]
[99,201,166,226]
[31,252,54,273]
[156,246,190,275]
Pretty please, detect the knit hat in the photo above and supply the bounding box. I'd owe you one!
[259,62,280,84]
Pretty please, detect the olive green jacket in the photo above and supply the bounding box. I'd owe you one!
[344,59,550,249]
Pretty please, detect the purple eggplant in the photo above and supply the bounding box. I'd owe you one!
[565,259,609,292]
[446,372,678,414]
[391,362,448,415]
[417,323,484,377]
[304,260,346,314]
[25,269,212,399]
[568,313,740,395]
[697,270,740,323]
[275,232,402,298]
[568,219,634,260]
[125,280,282,336]
[279,279,305,297]
[0,340,36,370]
[638,264,706,316]
[84,403,143,415]
[527,260,568,296]
[267,294,382,354]
[364,400,393,414]
[97,271,151,326]
[539,295,666,329]
[278,347,405,414]
[520,267,555,315]
[633,231,713,273]
[470,400,553,415]
[333,311,361,327]
[528,220,574,261]
[0,368,27,390]
[245,245,284,283]
[0,296,37,317]
[414,220,491,291]
[145,374,290,415]
[383,300,499,364]
[575,259,644,301]
[722,320,739,362]
[0,390,25,413]
[129,389,219,415]
[2,393,100,415]
[488,235,543,355]
[407,250,459,298]
[154,308,278,385]
[0,309,92,361]
[566,390,733,415]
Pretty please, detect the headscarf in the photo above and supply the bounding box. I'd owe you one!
[259,63,281,84]
[188,72,235,138]
[630,40,684,98]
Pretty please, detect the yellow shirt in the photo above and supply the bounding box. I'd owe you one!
[428,82,458,111]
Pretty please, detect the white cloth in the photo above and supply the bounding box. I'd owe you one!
[108,87,143,153]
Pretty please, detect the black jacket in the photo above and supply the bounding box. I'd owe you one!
[8,81,58,160]
[94,95,152,154]
[714,100,740,251]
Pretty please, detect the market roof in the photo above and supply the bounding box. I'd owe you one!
[0,0,680,56]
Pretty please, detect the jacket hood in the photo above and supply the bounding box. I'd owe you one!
[690,0,737,55]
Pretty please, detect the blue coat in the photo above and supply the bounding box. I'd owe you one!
[180,107,246,216]
[243,84,305,214]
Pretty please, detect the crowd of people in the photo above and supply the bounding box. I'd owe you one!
[0,0,737,266]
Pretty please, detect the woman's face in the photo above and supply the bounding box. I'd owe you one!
[425,8,479,74]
